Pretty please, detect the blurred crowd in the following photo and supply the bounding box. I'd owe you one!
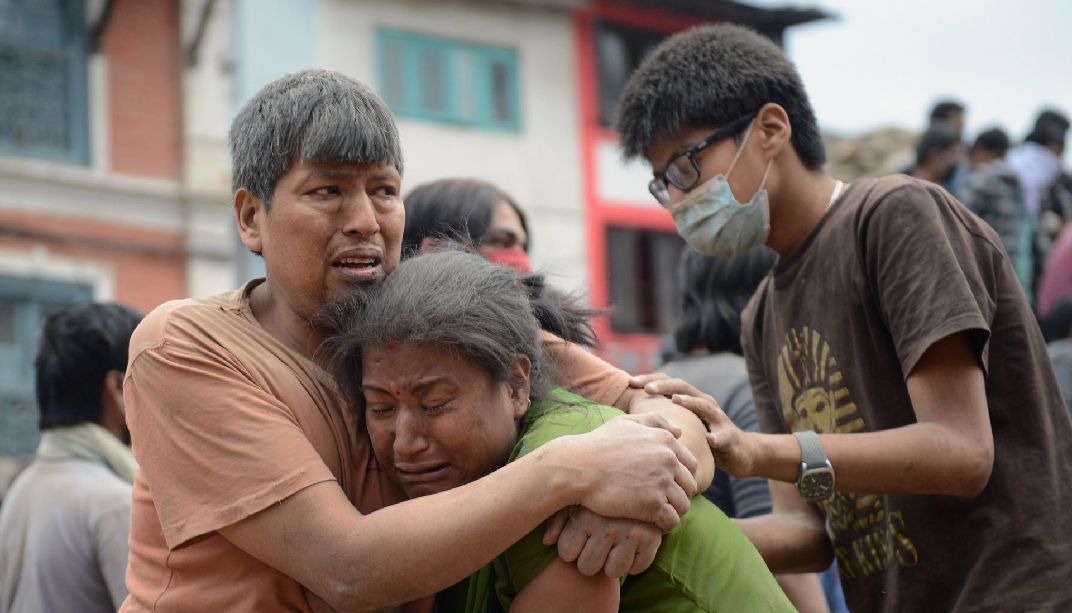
[906,102,1072,407]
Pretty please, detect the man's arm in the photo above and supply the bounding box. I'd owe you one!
[775,573,832,613]
[735,480,832,573]
[648,332,994,497]
[219,413,697,612]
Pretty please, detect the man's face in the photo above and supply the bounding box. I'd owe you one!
[256,158,404,318]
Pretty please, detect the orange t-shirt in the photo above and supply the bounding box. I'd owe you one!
[121,281,629,611]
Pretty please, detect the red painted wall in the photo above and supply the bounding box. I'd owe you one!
[102,0,183,179]
[573,5,704,371]
[0,209,187,313]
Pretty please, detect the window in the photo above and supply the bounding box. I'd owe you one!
[595,22,665,129]
[0,0,89,164]
[606,226,684,334]
[376,28,520,132]
[0,277,92,457]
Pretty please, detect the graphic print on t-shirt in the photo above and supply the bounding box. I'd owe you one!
[776,326,919,581]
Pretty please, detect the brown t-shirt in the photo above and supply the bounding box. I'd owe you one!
[121,280,630,612]
[742,176,1072,612]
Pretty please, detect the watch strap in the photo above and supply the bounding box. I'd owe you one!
[793,430,827,471]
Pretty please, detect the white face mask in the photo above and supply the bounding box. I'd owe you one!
[667,122,772,258]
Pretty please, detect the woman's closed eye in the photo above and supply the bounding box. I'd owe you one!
[422,401,450,414]
[366,404,396,417]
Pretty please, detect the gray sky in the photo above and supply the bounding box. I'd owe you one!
[758,0,1071,161]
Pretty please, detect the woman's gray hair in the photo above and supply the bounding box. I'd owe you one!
[327,248,597,409]
[230,69,404,206]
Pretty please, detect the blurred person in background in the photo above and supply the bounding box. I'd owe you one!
[966,127,1011,170]
[958,128,1029,287]
[910,124,963,187]
[403,178,530,273]
[1007,109,1070,300]
[928,99,966,140]
[657,246,846,613]
[0,303,142,613]
[1040,301,1072,413]
[897,100,966,193]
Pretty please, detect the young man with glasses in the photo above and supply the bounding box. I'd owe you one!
[619,23,1072,612]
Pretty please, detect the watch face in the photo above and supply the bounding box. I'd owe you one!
[800,469,835,501]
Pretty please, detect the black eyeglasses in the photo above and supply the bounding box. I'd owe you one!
[649,113,757,206]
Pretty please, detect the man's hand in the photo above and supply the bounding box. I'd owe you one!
[634,376,759,478]
[555,412,698,533]
[543,507,663,577]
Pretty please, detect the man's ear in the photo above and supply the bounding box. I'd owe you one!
[99,370,130,444]
[509,355,532,420]
[755,102,792,160]
[235,187,265,255]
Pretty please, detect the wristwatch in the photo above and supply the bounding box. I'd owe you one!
[793,431,835,502]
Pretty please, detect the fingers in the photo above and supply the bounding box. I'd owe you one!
[671,393,728,429]
[602,538,639,578]
[626,411,683,439]
[672,452,698,500]
[542,508,569,546]
[669,435,699,484]
[628,372,672,389]
[575,531,614,576]
[650,501,681,533]
[666,478,692,518]
[554,510,588,563]
[643,377,703,399]
[628,527,661,575]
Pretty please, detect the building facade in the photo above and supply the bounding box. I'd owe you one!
[0,0,234,458]
[229,0,824,373]
[0,0,823,460]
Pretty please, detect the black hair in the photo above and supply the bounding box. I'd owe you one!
[230,69,404,208]
[326,247,596,410]
[402,178,529,258]
[35,302,143,430]
[672,246,776,355]
[915,125,961,167]
[929,100,965,125]
[971,128,1010,158]
[615,24,826,169]
[1025,109,1070,149]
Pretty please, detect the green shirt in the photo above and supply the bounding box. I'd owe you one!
[446,387,793,612]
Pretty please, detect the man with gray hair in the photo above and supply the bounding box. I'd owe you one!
[121,69,711,612]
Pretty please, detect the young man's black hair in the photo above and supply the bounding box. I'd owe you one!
[615,24,825,169]
[35,302,143,429]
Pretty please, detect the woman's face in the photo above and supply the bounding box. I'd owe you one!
[361,343,530,498]
[480,201,528,254]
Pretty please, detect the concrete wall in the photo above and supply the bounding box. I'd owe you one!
[316,0,589,293]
